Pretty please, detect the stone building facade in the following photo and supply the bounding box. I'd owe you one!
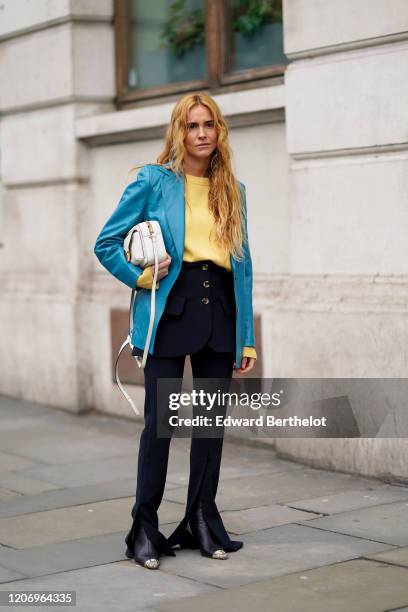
[1,0,407,479]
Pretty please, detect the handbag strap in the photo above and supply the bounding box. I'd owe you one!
[114,228,160,417]
[114,335,140,416]
[133,231,159,369]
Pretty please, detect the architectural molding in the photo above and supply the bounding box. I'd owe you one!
[253,274,408,314]
[4,177,90,190]
[0,14,113,43]
[4,271,405,314]
[290,142,408,162]
[286,31,408,60]
[0,98,113,118]
[75,85,286,146]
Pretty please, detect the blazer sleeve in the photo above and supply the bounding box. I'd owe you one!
[240,182,256,348]
[94,165,151,289]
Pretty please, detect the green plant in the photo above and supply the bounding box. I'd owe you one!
[233,0,282,37]
[160,0,205,57]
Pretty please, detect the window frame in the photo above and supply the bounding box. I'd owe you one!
[114,0,286,108]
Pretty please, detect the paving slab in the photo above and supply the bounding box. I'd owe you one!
[0,450,42,472]
[168,435,301,475]
[158,522,394,588]
[18,438,301,493]
[0,528,259,581]
[0,414,60,433]
[0,564,26,583]
[364,546,408,568]
[0,395,53,419]
[288,484,408,515]
[3,394,407,611]
[155,558,408,612]
[219,504,320,534]
[0,488,22,502]
[160,437,294,482]
[220,455,303,477]
[164,467,376,511]
[0,426,140,465]
[0,498,182,548]
[0,479,136,519]
[5,437,138,468]
[298,501,408,546]
[0,532,127,578]
[167,465,271,486]
[20,452,190,490]
[21,454,143,488]
[0,472,60,495]
[0,561,218,612]
[167,456,302,486]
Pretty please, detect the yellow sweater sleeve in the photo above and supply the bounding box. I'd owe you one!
[136,266,160,290]
[242,346,257,360]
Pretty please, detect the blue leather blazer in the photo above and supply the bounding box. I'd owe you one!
[94,164,255,367]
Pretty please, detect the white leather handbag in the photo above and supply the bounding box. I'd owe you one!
[115,220,167,416]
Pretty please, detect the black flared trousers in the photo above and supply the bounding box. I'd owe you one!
[125,260,243,558]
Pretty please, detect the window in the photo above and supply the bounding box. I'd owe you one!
[115,0,287,107]
[224,0,286,77]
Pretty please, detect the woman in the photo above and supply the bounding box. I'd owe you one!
[94,92,257,570]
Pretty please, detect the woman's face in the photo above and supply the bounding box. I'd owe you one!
[184,105,218,162]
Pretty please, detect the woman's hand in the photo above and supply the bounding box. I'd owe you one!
[234,357,255,374]
[151,253,172,280]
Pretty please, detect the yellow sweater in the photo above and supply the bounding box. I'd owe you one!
[136,174,257,360]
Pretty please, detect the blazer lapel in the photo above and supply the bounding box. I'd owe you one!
[160,171,186,264]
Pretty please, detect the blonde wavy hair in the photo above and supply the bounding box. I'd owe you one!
[128,92,246,261]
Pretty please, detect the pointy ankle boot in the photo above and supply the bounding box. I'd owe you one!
[132,523,160,570]
[189,501,228,560]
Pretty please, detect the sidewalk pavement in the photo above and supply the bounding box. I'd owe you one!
[0,395,408,611]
